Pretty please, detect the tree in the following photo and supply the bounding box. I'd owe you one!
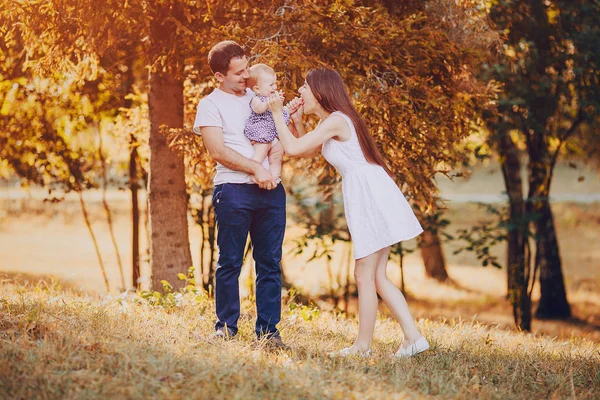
[487,0,600,319]
[6,0,497,295]
[172,1,496,295]
[488,117,534,330]
[113,84,150,290]
[230,1,492,210]
[2,7,154,291]
[145,5,192,290]
[1,0,221,290]
[0,21,122,291]
[411,0,540,330]
[375,0,506,283]
[418,212,450,282]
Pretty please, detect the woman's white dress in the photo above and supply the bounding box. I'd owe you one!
[321,111,423,259]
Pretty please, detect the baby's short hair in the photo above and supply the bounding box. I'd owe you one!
[247,63,276,88]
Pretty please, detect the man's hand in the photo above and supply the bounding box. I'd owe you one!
[201,126,263,177]
[253,165,277,190]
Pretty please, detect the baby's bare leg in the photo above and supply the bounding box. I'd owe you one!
[268,141,284,180]
[251,142,270,164]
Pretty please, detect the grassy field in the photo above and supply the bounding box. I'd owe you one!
[1,274,598,400]
[1,163,599,398]
[1,190,599,342]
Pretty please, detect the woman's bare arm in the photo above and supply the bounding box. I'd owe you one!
[273,112,344,156]
[269,96,348,156]
[289,120,320,158]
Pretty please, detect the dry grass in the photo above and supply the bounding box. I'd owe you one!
[1,274,599,400]
[1,187,600,344]
[1,165,600,398]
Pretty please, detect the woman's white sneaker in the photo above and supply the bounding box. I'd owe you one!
[393,336,430,358]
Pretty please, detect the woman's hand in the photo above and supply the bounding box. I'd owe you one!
[267,92,284,113]
[286,97,303,115]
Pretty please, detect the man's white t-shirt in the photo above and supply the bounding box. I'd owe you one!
[193,87,270,185]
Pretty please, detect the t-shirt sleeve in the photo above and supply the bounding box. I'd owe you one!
[193,98,221,135]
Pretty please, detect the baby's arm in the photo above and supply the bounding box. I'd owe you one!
[250,97,269,114]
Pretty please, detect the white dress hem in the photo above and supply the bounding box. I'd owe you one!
[353,228,424,260]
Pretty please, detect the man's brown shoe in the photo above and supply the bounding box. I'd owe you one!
[260,335,290,351]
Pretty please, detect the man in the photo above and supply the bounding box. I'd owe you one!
[193,40,297,349]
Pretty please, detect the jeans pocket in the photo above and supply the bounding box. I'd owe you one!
[212,184,227,206]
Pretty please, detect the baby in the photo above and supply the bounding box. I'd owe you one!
[244,63,292,180]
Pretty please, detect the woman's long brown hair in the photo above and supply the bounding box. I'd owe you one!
[306,68,393,177]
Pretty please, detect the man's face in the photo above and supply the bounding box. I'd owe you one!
[216,56,250,94]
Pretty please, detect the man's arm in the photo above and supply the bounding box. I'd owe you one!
[200,126,277,189]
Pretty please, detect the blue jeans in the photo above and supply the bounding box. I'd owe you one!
[212,183,286,338]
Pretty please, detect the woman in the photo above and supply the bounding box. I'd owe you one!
[268,68,429,358]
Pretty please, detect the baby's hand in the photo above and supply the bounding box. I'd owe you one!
[267,93,284,113]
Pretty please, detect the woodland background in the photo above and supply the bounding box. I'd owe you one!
[1,1,599,398]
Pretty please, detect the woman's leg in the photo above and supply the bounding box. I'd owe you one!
[341,249,382,354]
[374,247,422,346]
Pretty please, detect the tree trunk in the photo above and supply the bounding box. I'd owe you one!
[147,68,192,291]
[534,201,571,319]
[527,132,570,319]
[497,130,531,331]
[122,56,140,291]
[130,136,140,290]
[397,242,406,294]
[79,191,110,293]
[419,229,449,282]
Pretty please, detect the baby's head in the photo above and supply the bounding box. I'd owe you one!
[247,64,278,96]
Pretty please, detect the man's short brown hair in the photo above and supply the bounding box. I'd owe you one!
[208,40,246,75]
